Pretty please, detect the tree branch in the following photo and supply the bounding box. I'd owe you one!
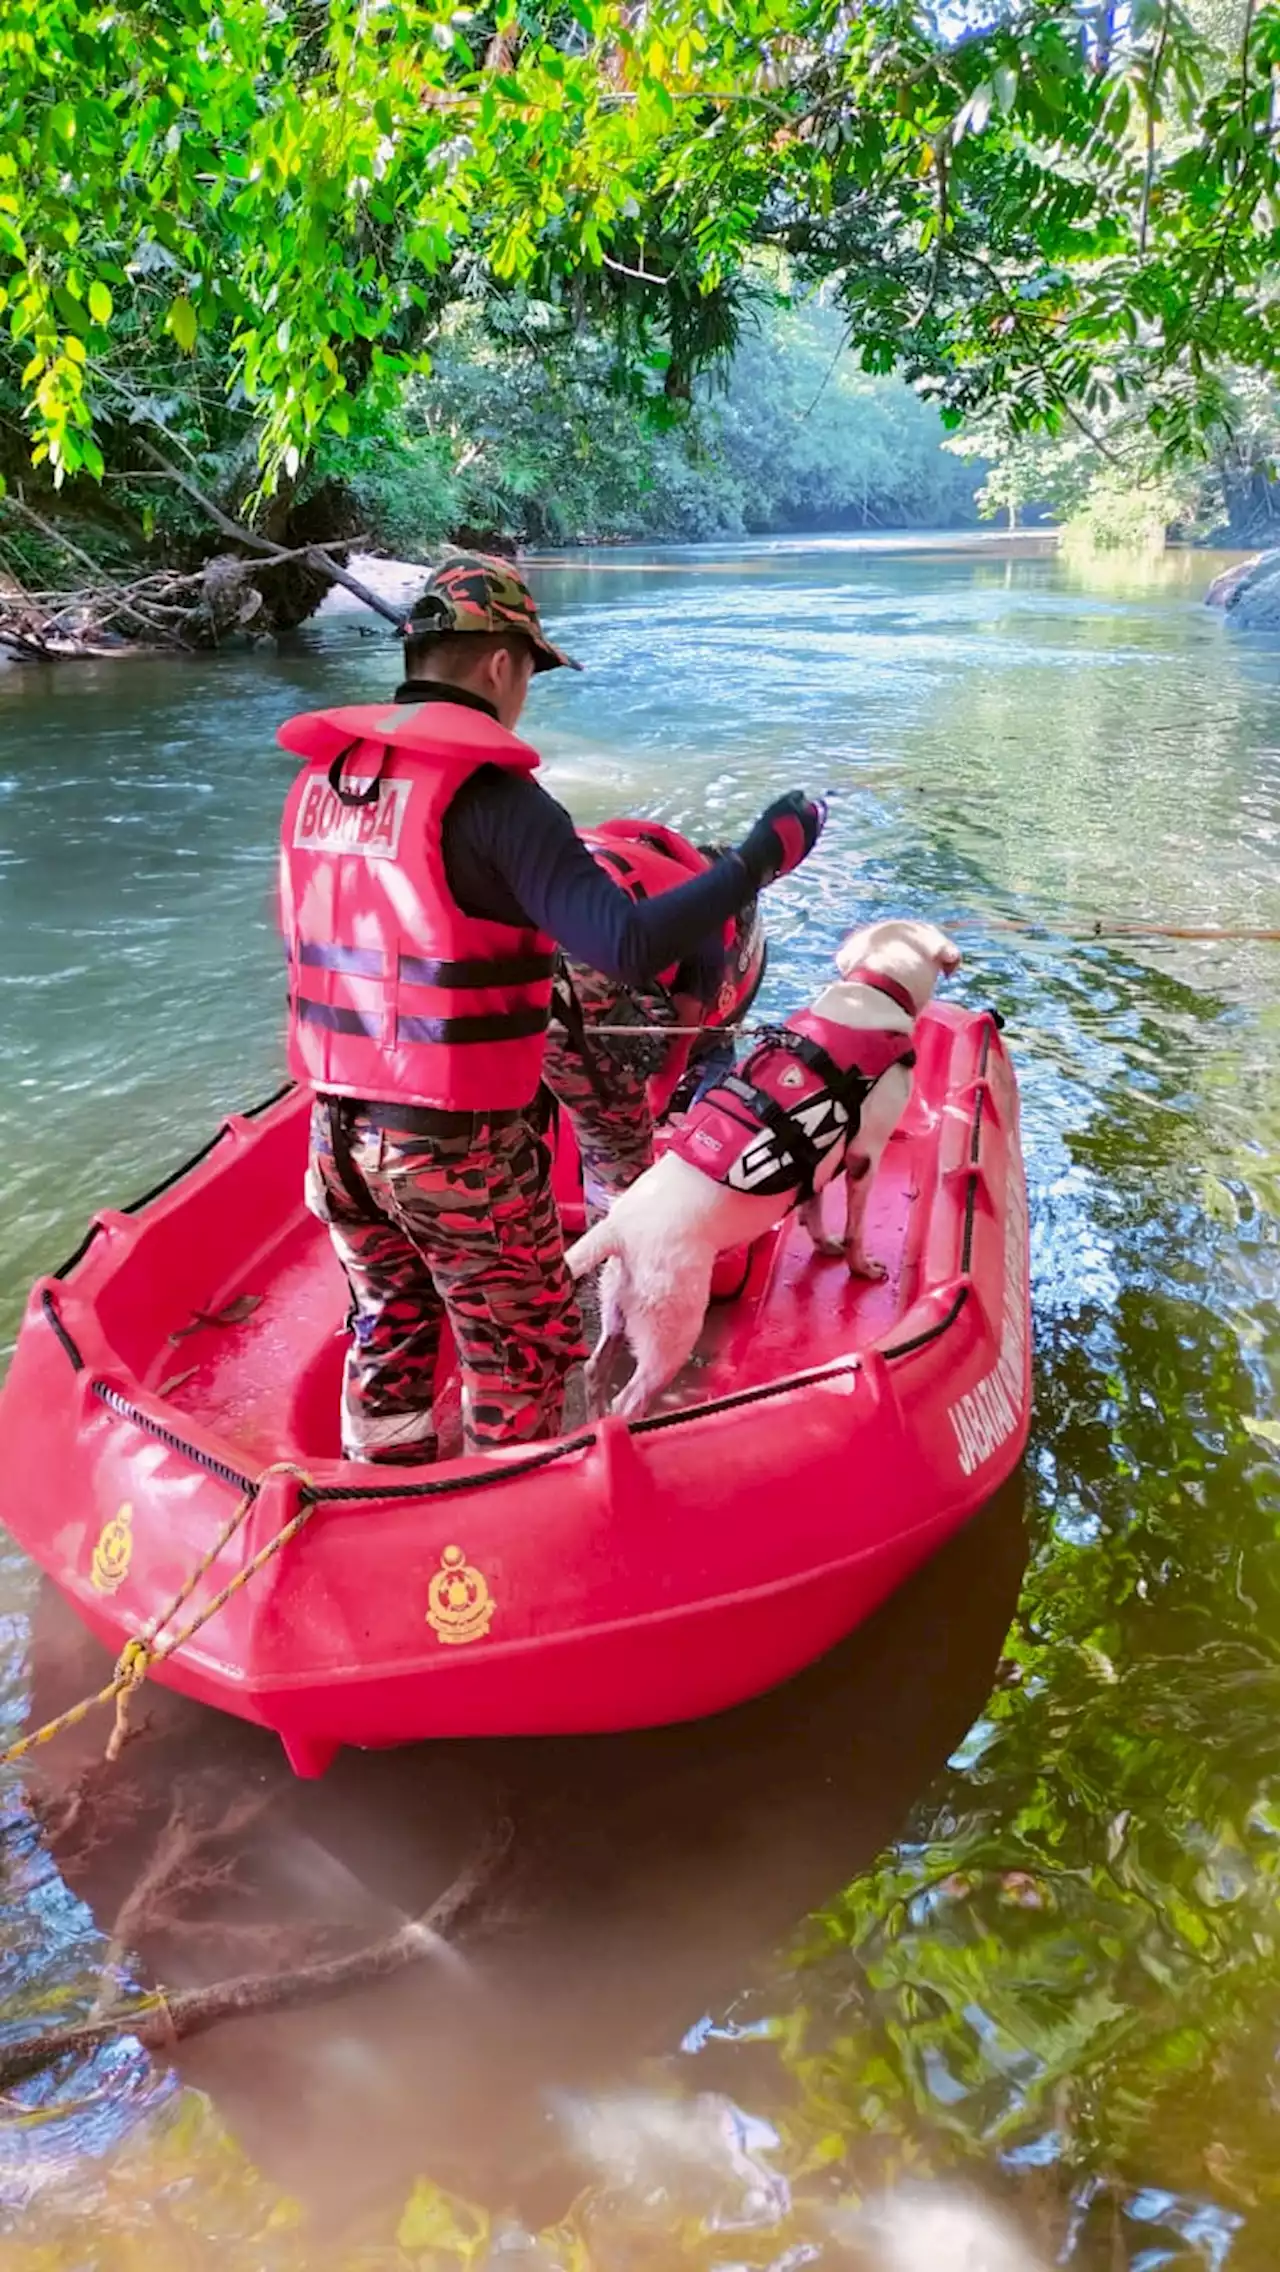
[0,1818,512,2092]
[1,497,188,647]
[1239,0,1257,128]
[133,438,412,627]
[0,536,376,656]
[1060,399,1128,470]
[796,328,848,420]
[601,251,671,286]
[908,136,949,332]
[1138,0,1174,257]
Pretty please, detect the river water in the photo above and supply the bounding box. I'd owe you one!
[1,538,1278,2267]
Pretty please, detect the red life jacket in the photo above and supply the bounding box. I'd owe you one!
[671,970,918,1200]
[277,700,555,1112]
[580,820,713,997]
[558,821,767,1116]
[577,819,766,1016]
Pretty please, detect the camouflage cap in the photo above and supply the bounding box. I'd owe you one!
[407,552,582,673]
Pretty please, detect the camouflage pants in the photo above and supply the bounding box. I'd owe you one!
[544,963,741,1220]
[544,964,665,1220]
[306,1098,585,1462]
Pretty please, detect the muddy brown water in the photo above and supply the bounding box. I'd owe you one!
[1,539,1278,2267]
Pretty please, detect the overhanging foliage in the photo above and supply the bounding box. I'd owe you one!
[1,0,1277,500]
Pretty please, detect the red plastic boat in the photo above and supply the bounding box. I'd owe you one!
[0,1003,1030,1777]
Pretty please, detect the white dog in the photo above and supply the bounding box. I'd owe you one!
[565,919,961,1419]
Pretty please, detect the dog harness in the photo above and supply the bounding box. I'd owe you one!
[670,969,918,1201]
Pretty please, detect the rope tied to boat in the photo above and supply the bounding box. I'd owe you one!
[0,1461,314,1771]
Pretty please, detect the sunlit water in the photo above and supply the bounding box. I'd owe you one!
[1,540,1278,2267]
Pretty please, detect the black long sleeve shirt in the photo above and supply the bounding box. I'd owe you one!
[396,683,753,993]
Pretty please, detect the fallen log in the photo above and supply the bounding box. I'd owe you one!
[1,451,412,654]
[0,1816,511,2091]
[0,539,397,656]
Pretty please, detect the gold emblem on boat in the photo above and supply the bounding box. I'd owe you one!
[426,1544,494,1646]
[90,1502,134,1595]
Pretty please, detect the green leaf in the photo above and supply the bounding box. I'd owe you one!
[54,285,87,332]
[88,279,113,323]
[168,296,198,352]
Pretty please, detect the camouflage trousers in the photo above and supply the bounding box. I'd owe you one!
[306,1097,585,1462]
[544,963,739,1221]
[543,963,670,1221]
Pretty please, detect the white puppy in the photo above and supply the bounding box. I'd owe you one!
[566,919,961,1419]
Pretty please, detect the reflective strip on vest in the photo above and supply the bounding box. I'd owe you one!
[298,941,555,991]
[294,999,549,1046]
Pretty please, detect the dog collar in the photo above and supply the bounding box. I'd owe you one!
[842,966,917,1020]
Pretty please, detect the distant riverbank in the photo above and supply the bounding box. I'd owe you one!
[313,528,1061,620]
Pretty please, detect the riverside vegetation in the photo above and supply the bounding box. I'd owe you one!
[2,0,1280,649]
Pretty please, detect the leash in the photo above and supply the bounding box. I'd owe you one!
[584,916,1280,1045]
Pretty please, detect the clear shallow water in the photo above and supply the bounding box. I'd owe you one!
[1,541,1279,2267]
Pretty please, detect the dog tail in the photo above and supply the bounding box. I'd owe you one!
[565,1214,619,1281]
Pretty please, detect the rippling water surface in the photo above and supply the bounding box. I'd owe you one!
[1,539,1279,2268]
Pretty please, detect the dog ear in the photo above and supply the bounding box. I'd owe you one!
[921,925,962,974]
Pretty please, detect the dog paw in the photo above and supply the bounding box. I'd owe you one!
[611,1379,653,1422]
[847,1253,889,1282]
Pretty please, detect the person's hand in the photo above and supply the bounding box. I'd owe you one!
[736,792,828,888]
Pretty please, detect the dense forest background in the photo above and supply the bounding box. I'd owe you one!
[349,292,985,549]
[7,285,1280,594]
[4,0,1280,649]
[350,296,1280,557]
[0,285,987,594]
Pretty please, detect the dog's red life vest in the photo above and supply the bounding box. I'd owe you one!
[278,699,554,1111]
[671,970,918,1200]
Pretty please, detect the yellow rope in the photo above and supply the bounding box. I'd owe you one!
[0,1461,313,1770]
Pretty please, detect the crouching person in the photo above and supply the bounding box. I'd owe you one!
[544,821,767,1223]
[277,554,826,1462]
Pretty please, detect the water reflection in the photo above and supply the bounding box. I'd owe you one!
[1,544,1278,2263]
[11,1478,1025,2258]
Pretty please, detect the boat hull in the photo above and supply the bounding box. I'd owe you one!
[0,1004,1031,1773]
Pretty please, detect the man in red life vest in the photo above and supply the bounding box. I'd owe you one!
[278,554,826,1462]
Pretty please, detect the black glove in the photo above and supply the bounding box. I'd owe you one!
[736,792,828,888]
